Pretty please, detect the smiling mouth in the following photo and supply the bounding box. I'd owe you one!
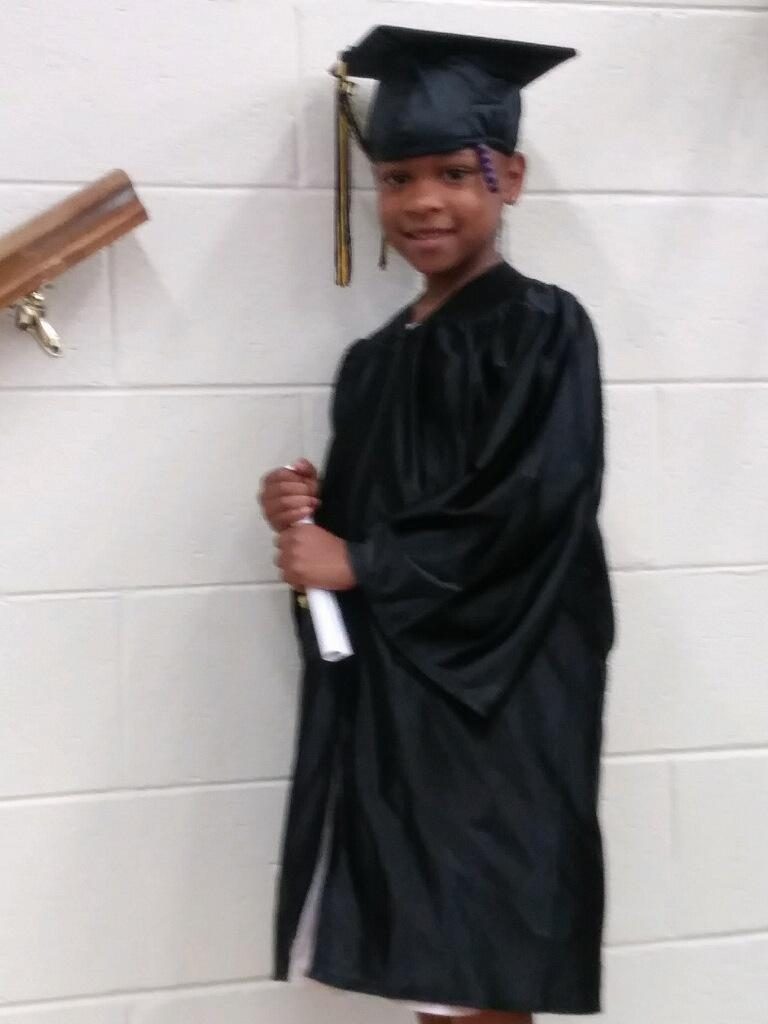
[403,228,455,240]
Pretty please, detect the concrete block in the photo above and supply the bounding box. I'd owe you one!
[112,189,415,386]
[121,586,300,786]
[606,568,768,753]
[0,187,113,386]
[0,1008,128,1024]
[672,754,768,935]
[600,386,661,570]
[0,785,286,1002]
[507,197,768,383]
[657,386,768,566]
[601,761,674,944]
[0,1,297,185]
[131,981,406,1024]
[298,1,768,195]
[0,597,122,798]
[0,393,303,592]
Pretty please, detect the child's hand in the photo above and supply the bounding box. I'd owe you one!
[275,524,356,592]
[258,459,320,532]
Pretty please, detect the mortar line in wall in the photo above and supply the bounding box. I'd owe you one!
[1,181,768,200]
[0,384,332,395]
[652,382,666,577]
[609,925,768,950]
[0,975,276,1014]
[524,190,768,200]
[0,179,303,191]
[667,758,680,937]
[605,743,768,762]
[303,187,768,200]
[3,562,766,600]
[611,561,768,574]
[298,390,311,457]
[293,3,309,189]
[2,926,767,1013]
[115,589,128,798]
[106,246,120,385]
[606,379,768,388]
[3,581,288,600]
[286,2,303,191]
[2,745,766,809]
[397,0,768,14]
[0,380,766,396]
[0,776,289,807]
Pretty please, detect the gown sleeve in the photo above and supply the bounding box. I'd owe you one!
[344,289,607,718]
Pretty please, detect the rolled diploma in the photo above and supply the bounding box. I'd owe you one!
[296,516,353,662]
[281,465,353,661]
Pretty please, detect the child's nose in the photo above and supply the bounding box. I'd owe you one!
[403,180,444,215]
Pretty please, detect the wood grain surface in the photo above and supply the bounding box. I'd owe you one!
[0,169,148,308]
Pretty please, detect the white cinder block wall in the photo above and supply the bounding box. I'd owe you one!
[0,1,766,1022]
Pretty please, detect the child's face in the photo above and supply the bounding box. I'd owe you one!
[374,147,524,277]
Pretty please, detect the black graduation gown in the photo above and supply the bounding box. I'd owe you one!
[272,261,615,1014]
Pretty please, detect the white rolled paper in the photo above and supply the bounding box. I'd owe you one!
[297,516,353,661]
[281,466,353,662]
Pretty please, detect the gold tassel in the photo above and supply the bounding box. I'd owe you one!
[333,59,352,287]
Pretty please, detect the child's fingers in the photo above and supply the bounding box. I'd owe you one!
[258,468,301,505]
[279,480,317,497]
[258,466,318,525]
[267,462,318,493]
[266,480,317,500]
[263,492,320,517]
[291,458,318,479]
[262,495,320,531]
[261,466,299,487]
[265,494,318,518]
[275,493,319,511]
[274,507,314,530]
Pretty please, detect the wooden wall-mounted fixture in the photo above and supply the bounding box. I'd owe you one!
[0,169,148,357]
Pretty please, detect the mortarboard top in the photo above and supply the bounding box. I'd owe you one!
[330,25,576,285]
[341,25,576,161]
[342,25,575,89]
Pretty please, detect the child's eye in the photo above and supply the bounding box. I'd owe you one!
[381,171,409,188]
[443,167,474,183]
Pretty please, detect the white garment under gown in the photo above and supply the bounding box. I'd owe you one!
[288,771,479,1018]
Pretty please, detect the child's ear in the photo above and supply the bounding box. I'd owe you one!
[500,152,526,205]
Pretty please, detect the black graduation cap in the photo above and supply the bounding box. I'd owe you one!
[331,25,576,285]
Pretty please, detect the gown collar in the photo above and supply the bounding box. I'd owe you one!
[402,259,526,329]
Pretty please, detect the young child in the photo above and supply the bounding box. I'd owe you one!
[261,26,615,1022]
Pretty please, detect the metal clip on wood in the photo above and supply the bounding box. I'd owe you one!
[0,169,148,358]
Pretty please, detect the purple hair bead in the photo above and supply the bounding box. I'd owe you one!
[475,143,500,193]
